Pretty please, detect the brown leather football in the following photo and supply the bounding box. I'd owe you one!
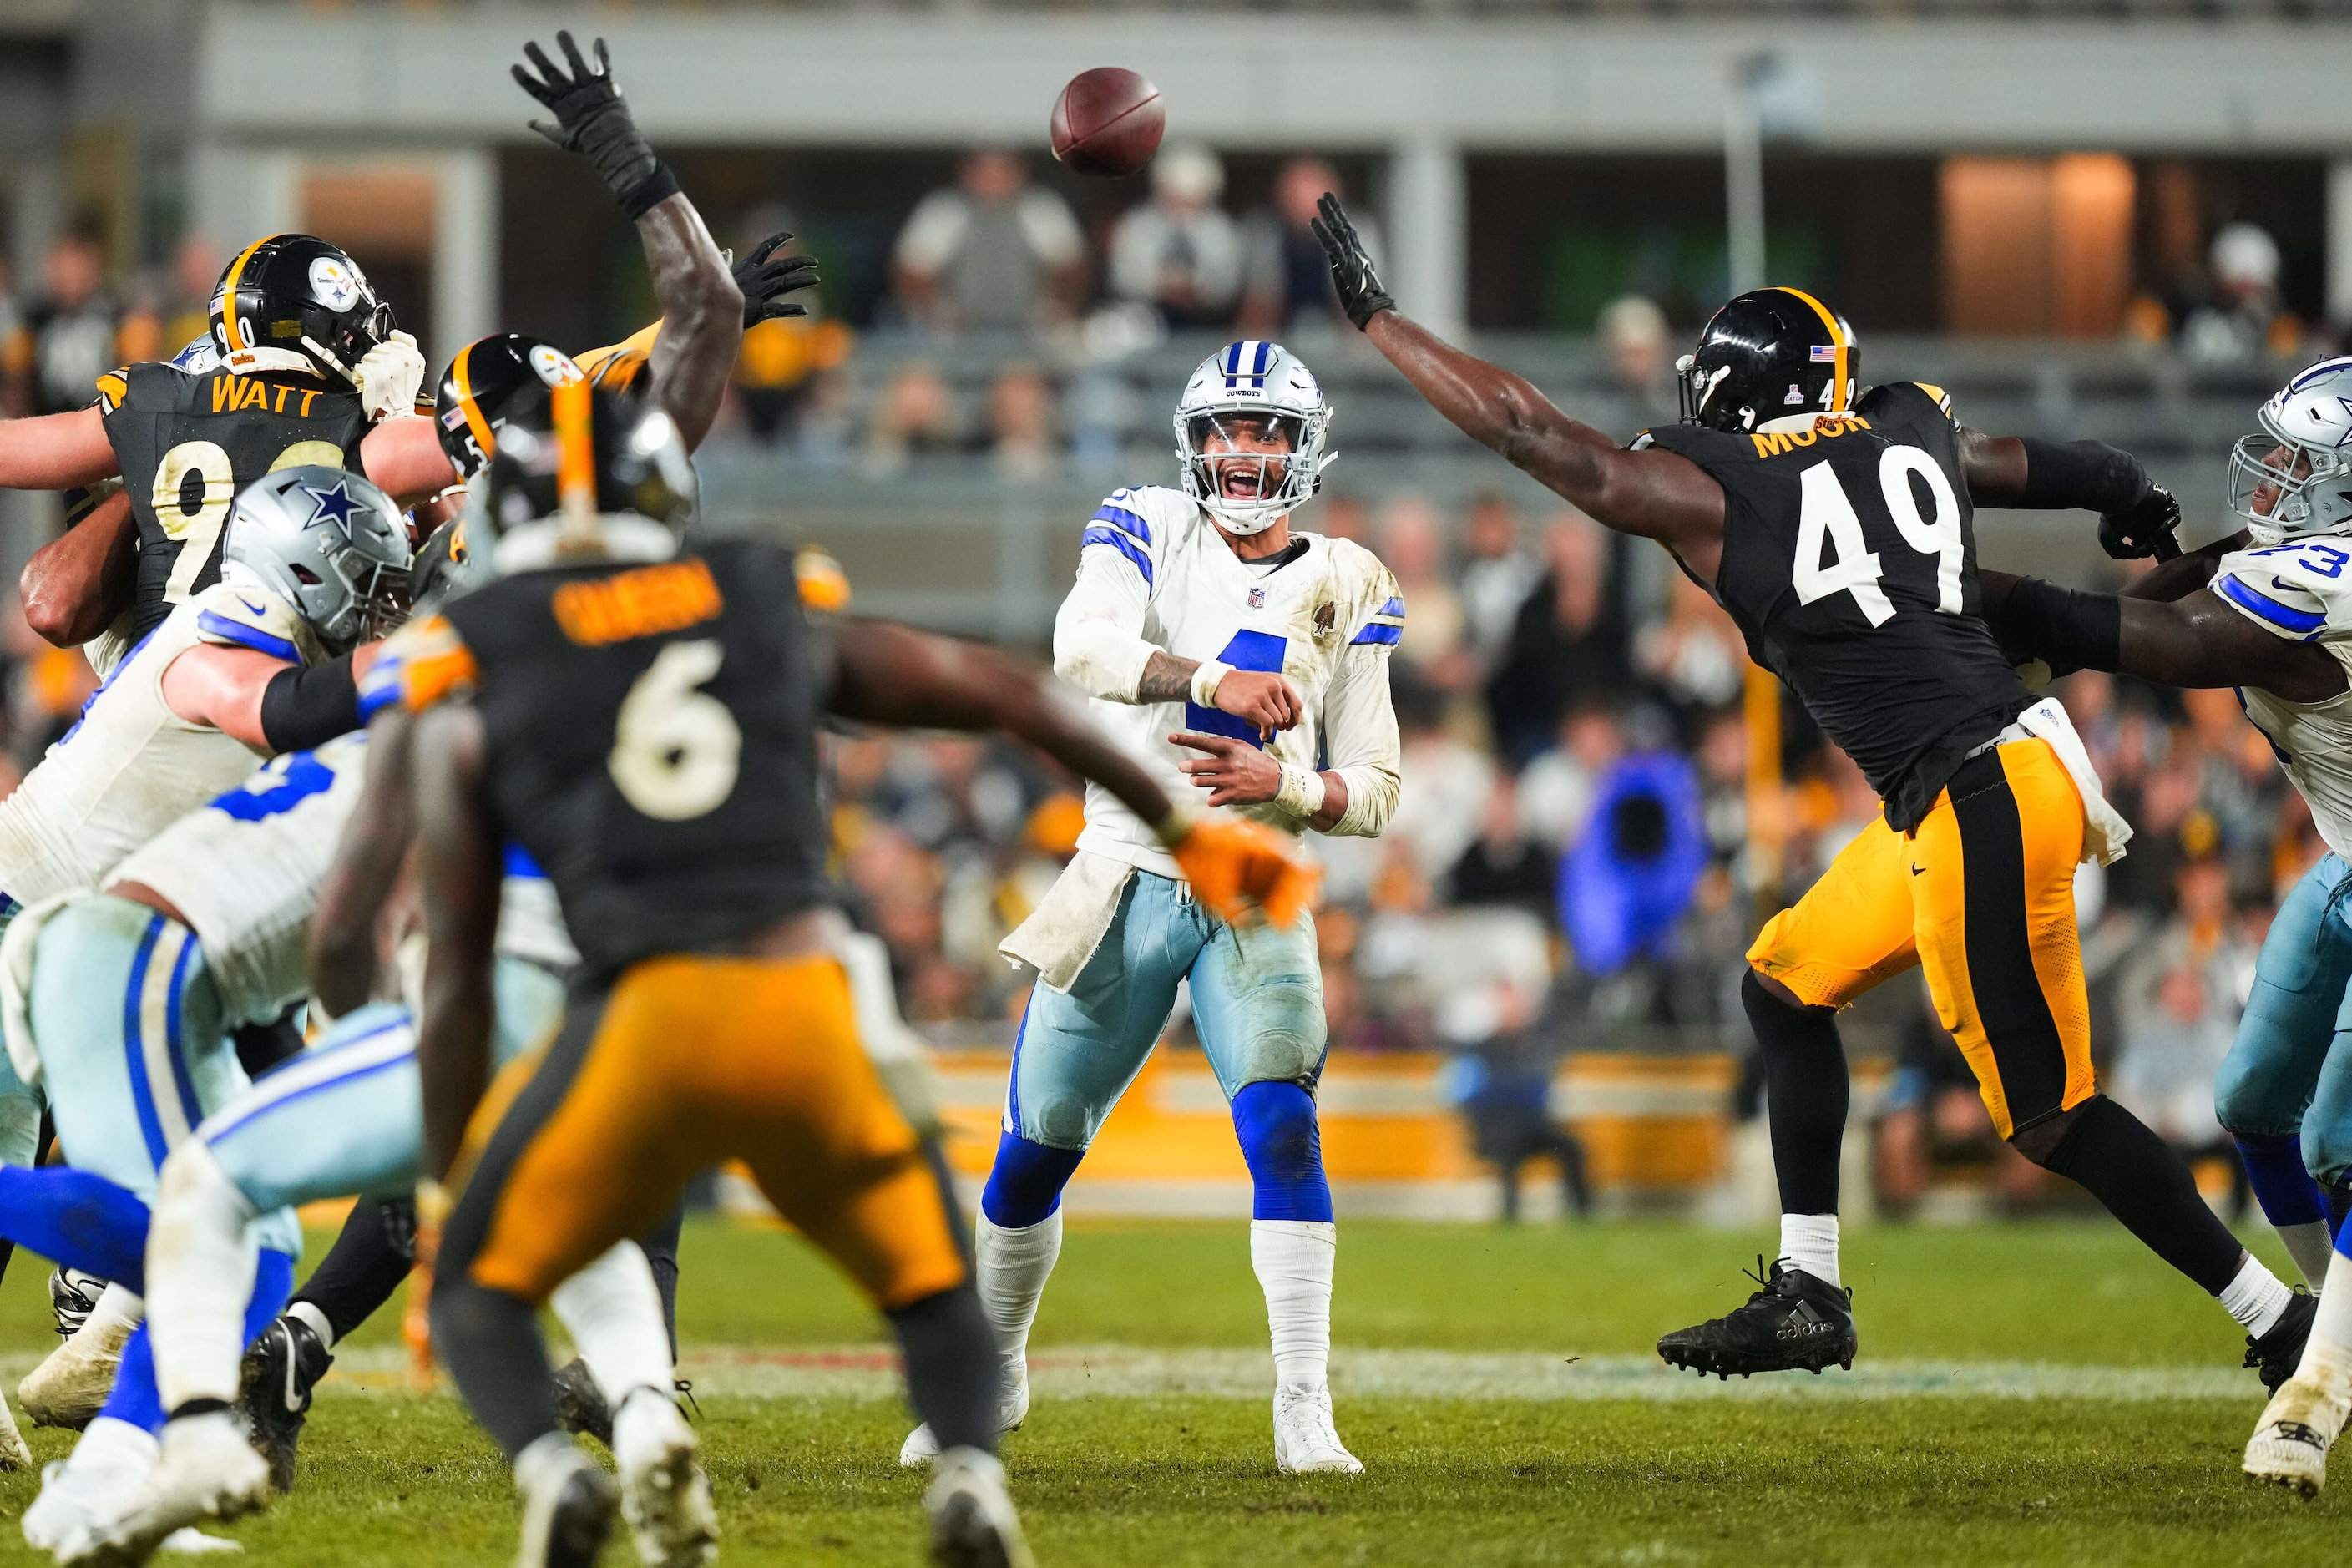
[1050,67,1165,178]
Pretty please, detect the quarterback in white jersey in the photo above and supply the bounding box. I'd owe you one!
[1983,357,2352,1492]
[901,341,1403,1476]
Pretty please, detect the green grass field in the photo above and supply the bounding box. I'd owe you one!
[0,1216,2335,1565]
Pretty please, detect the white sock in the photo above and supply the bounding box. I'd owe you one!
[1778,1213,1840,1288]
[2279,1221,2336,1293]
[145,1143,261,1412]
[287,1300,337,1353]
[79,1282,143,1341]
[549,1242,675,1404]
[2219,1252,2294,1337]
[974,1210,1062,1373]
[1250,1219,1335,1388]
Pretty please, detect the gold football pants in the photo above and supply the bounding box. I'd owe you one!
[438,950,969,1313]
[1746,739,2096,1139]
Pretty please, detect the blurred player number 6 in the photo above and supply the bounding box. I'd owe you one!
[1050,66,1166,178]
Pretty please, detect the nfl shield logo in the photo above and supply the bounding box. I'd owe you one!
[1248,587,1266,609]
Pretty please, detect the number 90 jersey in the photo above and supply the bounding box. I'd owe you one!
[1638,382,2030,832]
[374,539,834,979]
[98,361,372,639]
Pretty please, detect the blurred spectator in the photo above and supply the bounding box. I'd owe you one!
[2180,222,2302,366]
[1378,494,1474,691]
[2110,958,2248,1215]
[162,235,220,355]
[7,230,124,416]
[736,215,856,444]
[893,150,1085,334]
[1388,676,1495,884]
[1455,492,1540,665]
[1635,572,1747,726]
[1598,295,1678,427]
[1874,988,2050,1216]
[1560,749,1707,977]
[1445,777,1555,919]
[861,360,966,476]
[1107,144,1241,330]
[1315,493,1370,547]
[1520,702,1625,855]
[1448,1006,1590,1222]
[1238,158,1381,337]
[989,362,1060,483]
[1485,513,1629,766]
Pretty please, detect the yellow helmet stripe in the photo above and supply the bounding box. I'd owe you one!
[450,341,498,468]
[1773,286,1849,412]
[552,377,596,518]
[215,235,280,354]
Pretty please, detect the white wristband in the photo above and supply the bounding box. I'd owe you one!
[1274,762,1328,819]
[1189,659,1234,709]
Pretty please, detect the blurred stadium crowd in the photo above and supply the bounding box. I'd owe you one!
[0,138,2322,1214]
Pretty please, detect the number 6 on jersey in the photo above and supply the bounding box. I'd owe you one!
[609,640,741,821]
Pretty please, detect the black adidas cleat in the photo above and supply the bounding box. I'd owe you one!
[1657,1256,1856,1378]
[2248,1288,2319,1396]
[239,1312,334,1494]
[552,1356,615,1449]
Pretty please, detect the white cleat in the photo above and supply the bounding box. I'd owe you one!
[2245,1372,2352,1499]
[0,1388,34,1471]
[1272,1382,1363,1475]
[156,1530,242,1555]
[612,1388,716,1568]
[924,1447,1034,1568]
[25,1436,153,1556]
[899,1355,1029,1469]
[21,1317,137,1432]
[61,1411,271,1568]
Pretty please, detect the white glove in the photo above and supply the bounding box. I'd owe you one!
[352,330,427,422]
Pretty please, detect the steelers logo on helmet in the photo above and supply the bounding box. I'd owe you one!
[1676,287,1859,435]
[210,234,394,386]
[434,333,583,482]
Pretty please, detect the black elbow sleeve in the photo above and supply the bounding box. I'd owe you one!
[2017,437,2149,514]
[259,653,362,754]
[1999,577,2123,675]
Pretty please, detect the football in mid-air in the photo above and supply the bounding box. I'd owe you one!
[1050,67,1164,177]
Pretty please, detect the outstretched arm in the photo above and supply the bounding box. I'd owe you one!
[0,407,118,490]
[1980,567,2345,701]
[410,701,502,1183]
[22,485,136,646]
[1960,426,2187,564]
[1313,195,1725,575]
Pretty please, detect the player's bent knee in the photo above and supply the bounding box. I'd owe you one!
[2212,1036,2304,1141]
[2303,1119,2352,1189]
[1232,1080,1333,1223]
[979,1131,1085,1229]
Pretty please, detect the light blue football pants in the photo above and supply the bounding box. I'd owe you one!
[199,957,567,1214]
[2216,852,2352,1184]
[1006,869,1326,1151]
[16,895,300,1258]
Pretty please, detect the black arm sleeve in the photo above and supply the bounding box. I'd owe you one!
[2016,437,2151,514]
[259,653,362,753]
[1995,577,2123,675]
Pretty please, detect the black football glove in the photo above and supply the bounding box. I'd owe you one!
[2098,482,2182,562]
[734,233,821,327]
[1308,193,1394,332]
[513,33,675,219]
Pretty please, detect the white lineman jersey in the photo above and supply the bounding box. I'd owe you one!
[0,581,302,913]
[1071,484,1404,877]
[2213,539,2352,858]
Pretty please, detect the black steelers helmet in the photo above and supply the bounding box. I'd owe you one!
[479,380,696,539]
[585,344,650,397]
[1677,287,1859,434]
[210,235,395,384]
[434,335,584,480]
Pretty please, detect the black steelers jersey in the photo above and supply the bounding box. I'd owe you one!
[1640,382,2030,832]
[396,538,834,978]
[98,361,372,638]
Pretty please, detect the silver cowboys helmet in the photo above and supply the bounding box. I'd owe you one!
[220,466,414,655]
[2229,357,2352,546]
[1175,341,1335,536]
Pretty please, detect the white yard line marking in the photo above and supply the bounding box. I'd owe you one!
[274,1346,2261,1404]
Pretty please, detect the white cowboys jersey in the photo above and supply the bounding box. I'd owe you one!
[0,580,312,913]
[1066,484,1404,878]
[2214,539,2352,857]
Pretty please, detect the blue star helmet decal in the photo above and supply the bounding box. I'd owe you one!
[301,479,359,530]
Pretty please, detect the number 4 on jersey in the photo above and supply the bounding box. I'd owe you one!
[1791,447,1965,628]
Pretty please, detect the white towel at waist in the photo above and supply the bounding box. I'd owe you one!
[999,850,1136,993]
[2012,696,2132,867]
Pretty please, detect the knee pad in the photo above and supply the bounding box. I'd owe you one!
[1232,1080,1333,1223]
[2212,1040,2301,1141]
[979,1132,1084,1230]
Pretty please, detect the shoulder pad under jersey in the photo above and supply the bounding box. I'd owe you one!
[94,367,130,415]
[190,579,320,666]
[2213,541,2352,642]
[1321,536,1404,650]
[1858,381,1955,426]
[793,544,852,615]
[1080,485,1181,592]
[363,613,478,715]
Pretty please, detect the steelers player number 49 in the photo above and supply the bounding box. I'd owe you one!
[609,639,742,821]
[1791,445,1966,628]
